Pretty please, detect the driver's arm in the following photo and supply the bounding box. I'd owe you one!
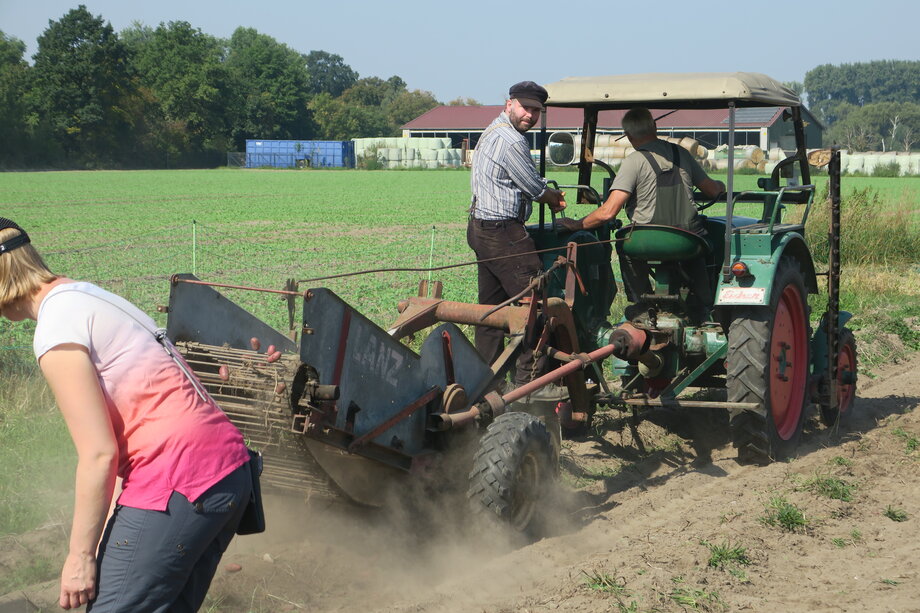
[697,176,726,199]
[687,152,725,199]
[557,189,629,231]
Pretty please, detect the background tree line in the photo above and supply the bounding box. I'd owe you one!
[798,60,920,152]
[0,5,457,169]
[1,6,917,169]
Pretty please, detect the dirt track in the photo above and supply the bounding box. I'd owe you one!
[5,352,920,613]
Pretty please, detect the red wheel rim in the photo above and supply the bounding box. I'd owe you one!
[837,342,856,414]
[770,284,808,440]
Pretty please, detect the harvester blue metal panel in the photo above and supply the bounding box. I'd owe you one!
[300,288,490,455]
[165,274,298,353]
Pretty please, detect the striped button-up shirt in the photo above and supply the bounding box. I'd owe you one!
[470,112,548,221]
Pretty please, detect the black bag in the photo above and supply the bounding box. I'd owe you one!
[236,448,265,535]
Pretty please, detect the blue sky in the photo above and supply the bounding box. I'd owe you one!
[2,0,917,105]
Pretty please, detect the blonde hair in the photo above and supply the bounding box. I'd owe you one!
[0,227,57,312]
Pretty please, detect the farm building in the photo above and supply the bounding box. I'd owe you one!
[401,105,824,153]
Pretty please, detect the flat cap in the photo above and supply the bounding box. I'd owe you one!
[508,81,548,109]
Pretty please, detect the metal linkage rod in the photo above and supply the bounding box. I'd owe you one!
[501,342,618,405]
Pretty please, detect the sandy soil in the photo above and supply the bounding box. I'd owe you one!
[4,352,920,613]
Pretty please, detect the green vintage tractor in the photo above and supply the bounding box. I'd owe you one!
[530,72,857,463]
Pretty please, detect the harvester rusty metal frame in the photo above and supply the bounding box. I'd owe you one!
[163,254,616,510]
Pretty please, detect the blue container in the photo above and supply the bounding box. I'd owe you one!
[245,140,355,169]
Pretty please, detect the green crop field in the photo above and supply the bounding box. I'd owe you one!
[1,168,918,369]
[0,166,918,541]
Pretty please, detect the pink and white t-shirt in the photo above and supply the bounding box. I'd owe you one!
[33,281,249,511]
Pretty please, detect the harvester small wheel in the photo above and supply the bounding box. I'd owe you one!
[727,257,810,464]
[467,412,554,533]
[819,327,858,427]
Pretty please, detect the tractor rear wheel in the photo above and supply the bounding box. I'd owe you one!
[467,412,554,533]
[819,327,858,427]
[727,258,810,464]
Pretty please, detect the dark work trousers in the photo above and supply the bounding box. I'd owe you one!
[467,217,547,386]
[618,251,714,320]
[87,461,252,613]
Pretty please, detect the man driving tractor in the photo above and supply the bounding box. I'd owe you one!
[556,107,725,323]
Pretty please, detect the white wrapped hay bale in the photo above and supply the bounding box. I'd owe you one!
[861,153,879,175]
[595,134,621,147]
[909,153,920,176]
[436,149,452,166]
[738,158,757,170]
[708,158,758,171]
[845,154,864,174]
[768,147,786,161]
[679,137,700,158]
[740,145,765,163]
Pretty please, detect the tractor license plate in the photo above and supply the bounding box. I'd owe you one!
[718,287,766,304]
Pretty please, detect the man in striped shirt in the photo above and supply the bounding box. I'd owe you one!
[467,81,566,386]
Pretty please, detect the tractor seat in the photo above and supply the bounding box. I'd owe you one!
[615,224,710,262]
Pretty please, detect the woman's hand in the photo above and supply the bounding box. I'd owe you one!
[59,552,97,609]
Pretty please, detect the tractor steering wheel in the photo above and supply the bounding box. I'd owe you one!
[695,190,722,212]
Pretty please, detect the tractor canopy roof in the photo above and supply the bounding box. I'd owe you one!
[544,72,800,110]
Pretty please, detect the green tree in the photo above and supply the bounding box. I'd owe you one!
[826,101,920,151]
[386,89,439,129]
[447,96,481,106]
[0,32,33,167]
[28,5,136,165]
[225,27,313,145]
[123,20,234,163]
[305,50,357,97]
[340,76,400,107]
[804,60,920,125]
[308,92,390,140]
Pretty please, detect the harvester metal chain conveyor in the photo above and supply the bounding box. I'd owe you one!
[176,341,344,501]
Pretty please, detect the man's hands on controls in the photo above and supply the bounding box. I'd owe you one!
[542,188,567,213]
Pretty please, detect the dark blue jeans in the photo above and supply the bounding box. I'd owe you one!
[88,462,252,612]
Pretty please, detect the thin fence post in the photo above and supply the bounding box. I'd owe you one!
[427,225,436,296]
[192,220,197,276]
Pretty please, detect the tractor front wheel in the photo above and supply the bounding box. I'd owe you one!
[467,412,554,533]
[820,327,858,427]
[728,258,810,464]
